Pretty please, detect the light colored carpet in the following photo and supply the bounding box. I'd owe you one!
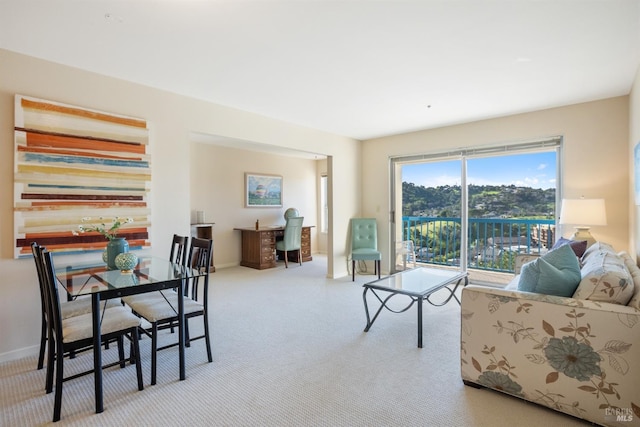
[0,255,589,426]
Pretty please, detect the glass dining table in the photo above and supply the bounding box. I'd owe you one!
[55,256,202,414]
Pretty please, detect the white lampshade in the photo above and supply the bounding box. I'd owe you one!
[559,198,607,246]
[559,199,607,226]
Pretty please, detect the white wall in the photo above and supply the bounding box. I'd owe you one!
[630,65,640,260]
[0,49,360,361]
[316,158,329,253]
[189,142,320,268]
[362,97,630,272]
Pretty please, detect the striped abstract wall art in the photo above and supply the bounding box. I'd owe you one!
[14,95,151,258]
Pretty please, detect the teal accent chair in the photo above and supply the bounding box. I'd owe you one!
[350,218,381,281]
[276,216,304,268]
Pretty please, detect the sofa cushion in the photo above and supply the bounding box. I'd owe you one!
[580,241,617,262]
[518,244,581,297]
[551,237,587,257]
[618,251,640,309]
[573,249,634,305]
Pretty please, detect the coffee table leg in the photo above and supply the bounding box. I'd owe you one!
[362,287,372,332]
[417,296,423,348]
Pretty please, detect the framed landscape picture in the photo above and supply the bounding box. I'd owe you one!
[245,173,283,207]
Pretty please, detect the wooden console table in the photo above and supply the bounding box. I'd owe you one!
[234,226,313,270]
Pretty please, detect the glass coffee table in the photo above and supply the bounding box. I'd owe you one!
[362,267,468,348]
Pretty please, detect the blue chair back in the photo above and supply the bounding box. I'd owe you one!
[282,217,304,250]
[351,218,378,251]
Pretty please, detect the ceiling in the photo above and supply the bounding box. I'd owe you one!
[2,1,640,141]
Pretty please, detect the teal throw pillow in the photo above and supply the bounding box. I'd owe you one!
[518,244,582,297]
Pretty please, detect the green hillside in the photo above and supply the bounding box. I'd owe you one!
[403,182,556,218]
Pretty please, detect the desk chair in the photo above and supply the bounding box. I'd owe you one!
[275,216,304,268]
[350,218,382,281]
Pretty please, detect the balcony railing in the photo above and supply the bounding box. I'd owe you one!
[401,216,555,273]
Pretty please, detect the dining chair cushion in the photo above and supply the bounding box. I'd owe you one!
[121,291,174,307]
[62,306,141,343]
[127,296,203,323]
[60,298,120,319]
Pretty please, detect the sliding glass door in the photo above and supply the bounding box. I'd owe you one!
[391,139,561,282]
[399,159,464,270]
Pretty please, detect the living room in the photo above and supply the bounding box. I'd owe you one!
[1,1,640,425]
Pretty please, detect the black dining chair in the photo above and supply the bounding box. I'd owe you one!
[39,248,144,422]
[121,234,189,326]
[124,237,213,385]
[169,234,189,266]
[31,242,119,373]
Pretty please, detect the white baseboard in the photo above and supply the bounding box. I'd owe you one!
[0,344,39,364]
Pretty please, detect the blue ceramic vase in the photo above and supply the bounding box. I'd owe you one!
[106,237,129,270]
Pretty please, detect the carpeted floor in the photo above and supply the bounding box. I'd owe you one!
[0,255,590,426]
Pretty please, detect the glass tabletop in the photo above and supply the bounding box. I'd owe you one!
[364,267,467,296]
[55,256,198,298]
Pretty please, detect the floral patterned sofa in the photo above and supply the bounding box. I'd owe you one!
[461,242,640,426]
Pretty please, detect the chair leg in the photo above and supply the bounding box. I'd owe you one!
[203,312,213,363]
[45,330,55,393]
[352,260,355,281]
[130,327,140,364]
[185,318,191,348]
[284,250,289,268]
[38,317,47,370]
[377,260,381,279]
[117,335,126,368]
[298,249,302,266]
[151,322,158,386]
[52,348,64,422]
[131,329,144,391]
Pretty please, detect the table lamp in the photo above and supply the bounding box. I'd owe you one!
[559,198,607,247]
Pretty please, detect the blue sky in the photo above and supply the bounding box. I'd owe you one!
[402,151,556,190]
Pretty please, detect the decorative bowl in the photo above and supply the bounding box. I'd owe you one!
[115,252,138,272]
